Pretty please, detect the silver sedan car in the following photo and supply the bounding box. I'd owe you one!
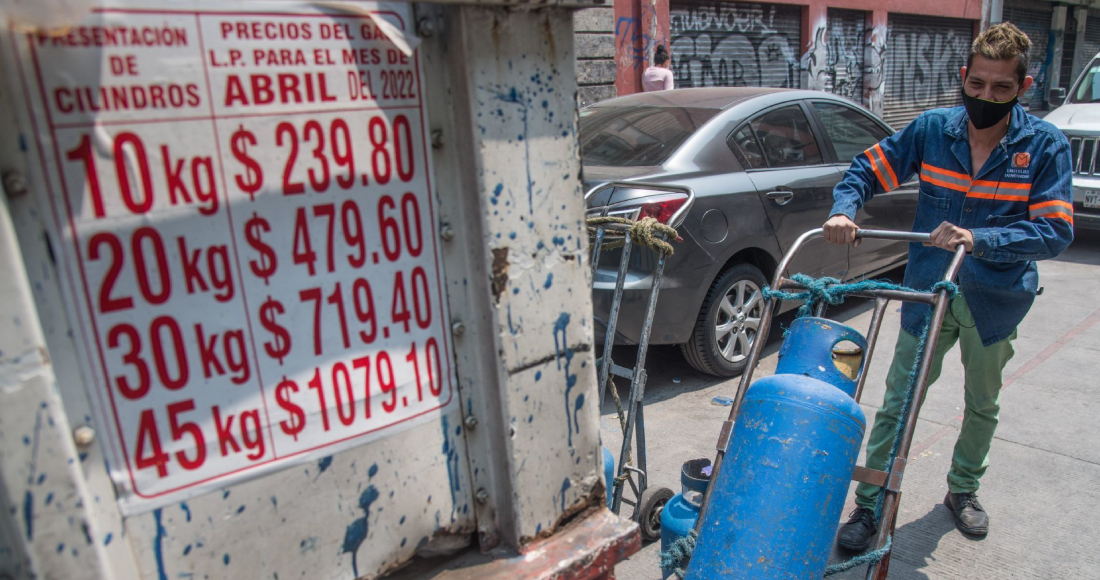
[582,88,917,377]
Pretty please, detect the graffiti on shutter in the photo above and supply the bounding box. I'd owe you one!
[805,9,866,105]
[883,14,973,130]
[669,1,801,89]
[1004,1,1052,110]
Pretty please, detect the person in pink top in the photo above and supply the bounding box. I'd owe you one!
[642,45,674,92]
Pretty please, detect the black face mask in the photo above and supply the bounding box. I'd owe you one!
[961,87,1017,130]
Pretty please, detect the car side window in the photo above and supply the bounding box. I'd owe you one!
[727,125,767,170]
[812,101,890,163]
[746,105,823,168]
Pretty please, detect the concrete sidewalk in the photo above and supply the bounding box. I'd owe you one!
[603,228,1100,580]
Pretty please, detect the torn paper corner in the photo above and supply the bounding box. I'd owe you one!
[313,2,422,57]
[1,0,96,30]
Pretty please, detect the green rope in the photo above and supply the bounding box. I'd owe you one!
[824,537,893,576]
[659,530,697,579]
[658,275,959,578]
[761,273,958,318]
[587,216,679,255]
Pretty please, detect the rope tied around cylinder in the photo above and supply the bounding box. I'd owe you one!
[587,216,679,256]
[659,274,960,578]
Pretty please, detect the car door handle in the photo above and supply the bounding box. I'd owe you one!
[766,190,795,205]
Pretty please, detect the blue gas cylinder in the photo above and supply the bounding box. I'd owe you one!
[602,446,615,508]
[775,317,867,398]
[660,458,711,579]
[684,373,866,580]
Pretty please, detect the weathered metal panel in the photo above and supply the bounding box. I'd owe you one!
[669,1,802,89]
[1004,0,1052,110]
[883,13,973,130]
[416,4,605,550]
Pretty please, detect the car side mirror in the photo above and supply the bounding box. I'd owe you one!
[1049,87,1066,107]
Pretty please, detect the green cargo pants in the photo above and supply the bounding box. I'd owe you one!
[855,294,1017,509]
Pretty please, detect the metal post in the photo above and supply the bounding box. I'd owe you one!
[1072,7,1090,86]
[1050,5,1068,103]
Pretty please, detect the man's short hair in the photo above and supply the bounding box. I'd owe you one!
[968,22,1032,84]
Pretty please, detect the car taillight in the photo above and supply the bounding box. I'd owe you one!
[637,196,689,225]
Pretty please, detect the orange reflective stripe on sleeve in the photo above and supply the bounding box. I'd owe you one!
[1031,211,1075,224]
[872,144,899,190]
[863,148,890,191]
[1029,200,1074,222]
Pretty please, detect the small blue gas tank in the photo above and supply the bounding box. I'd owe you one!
[684,318,868,580]
[659,458,711,579]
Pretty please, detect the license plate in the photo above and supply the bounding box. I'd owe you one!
[1087,190,1100,209]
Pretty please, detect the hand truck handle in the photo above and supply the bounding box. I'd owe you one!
[773,228,967,289]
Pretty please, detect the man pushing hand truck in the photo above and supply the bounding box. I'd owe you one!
[823,22,1075,551]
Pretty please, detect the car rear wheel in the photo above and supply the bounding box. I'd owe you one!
[680,263,767,377]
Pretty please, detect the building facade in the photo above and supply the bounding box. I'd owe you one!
[583,0,1100,127]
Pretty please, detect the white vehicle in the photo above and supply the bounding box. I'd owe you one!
[1045,54,1100,229]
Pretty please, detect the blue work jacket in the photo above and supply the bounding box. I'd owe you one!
[831,105,1074,346]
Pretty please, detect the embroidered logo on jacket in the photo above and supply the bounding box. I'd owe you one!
[1013,152,1031,168]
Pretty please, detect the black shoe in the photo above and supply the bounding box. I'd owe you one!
[944,492,989,536]
[837,507,877,552]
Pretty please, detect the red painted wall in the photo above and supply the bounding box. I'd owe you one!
[614,0,670,96]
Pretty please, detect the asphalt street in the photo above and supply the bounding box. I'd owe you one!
[602,227,1100,580]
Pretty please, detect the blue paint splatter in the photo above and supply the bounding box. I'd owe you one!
[544,273,553,289]
[535,371,542,382]
[341,486,380,578]
[222,490,230,500]
[57,543,64,553]
[44,492,53,506]
[440,415,461,522]
[560,478,572,512]
[22,491,33,540]
[552,236,565,246]
[368,464,378,478]
[223,554,230,565]
[236,505,246,514]
[183,544,191,556]
[270,496,278,509]
[104,533,113,546]
[507,304,519,335]
[509,232,517,240]
[152,509,168,580]
[573,394,585,440]
[317,456,333,476]
[180,502,191,522]
[553,313,580,446]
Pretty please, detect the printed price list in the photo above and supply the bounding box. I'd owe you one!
[18,7,452,505]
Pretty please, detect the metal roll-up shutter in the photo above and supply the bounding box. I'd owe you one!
[1004,0,1052,110]
[669,1,802,89]
[824,9,866,104]
[883,13,974,130]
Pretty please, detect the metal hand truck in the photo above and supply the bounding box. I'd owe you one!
[692,228,966,579]
[585,181,695,542]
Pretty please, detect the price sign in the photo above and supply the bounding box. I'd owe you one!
[10,1,454,512]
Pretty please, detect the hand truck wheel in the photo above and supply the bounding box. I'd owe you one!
[634,485,674,542]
